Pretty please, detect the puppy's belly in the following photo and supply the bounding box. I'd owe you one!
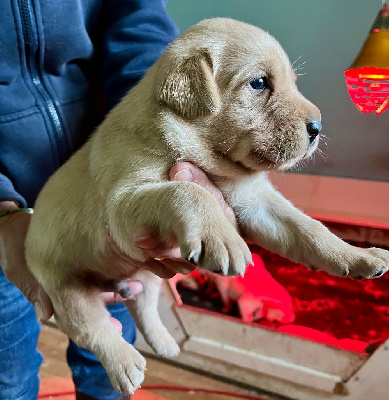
[27,151,106,277]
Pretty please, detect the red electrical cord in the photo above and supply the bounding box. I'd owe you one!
[144,386,267,399]
[37,385,268,399]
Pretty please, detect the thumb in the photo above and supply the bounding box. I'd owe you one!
[34,286,54,322]
[131,225,160,249]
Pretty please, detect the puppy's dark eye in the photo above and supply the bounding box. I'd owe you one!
[250,77,268,90]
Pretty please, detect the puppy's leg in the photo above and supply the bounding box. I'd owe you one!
[45,280,146,394]
[108,181,252,276]
[212,275,234,313]
[229,175,389,279]
[125,270,180,358]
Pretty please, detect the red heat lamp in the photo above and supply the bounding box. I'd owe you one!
[344,1,389,114]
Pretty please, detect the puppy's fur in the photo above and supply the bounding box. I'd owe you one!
[25,18,389,393]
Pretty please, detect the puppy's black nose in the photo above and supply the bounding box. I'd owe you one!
[306,120,322,144]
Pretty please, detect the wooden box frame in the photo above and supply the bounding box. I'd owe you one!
[136,174,389,400]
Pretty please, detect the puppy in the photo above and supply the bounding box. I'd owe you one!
[169,254,295,323]
[206,254,295,324]
[25,18,389,394]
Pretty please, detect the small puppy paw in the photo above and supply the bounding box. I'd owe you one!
[152,335,180,358]
[145,326,180,358]
[180,221,252,276]
[347,247,389,280]
[105,343,146,394]
[326,247,389,280]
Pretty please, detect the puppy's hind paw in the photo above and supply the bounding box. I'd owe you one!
[105,343,146,394]
[147,328,180,358]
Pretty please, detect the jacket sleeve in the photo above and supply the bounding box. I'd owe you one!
[101,0,179,109]
[0,173,27,207]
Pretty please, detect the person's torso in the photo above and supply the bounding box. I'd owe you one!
[0,0,105,205]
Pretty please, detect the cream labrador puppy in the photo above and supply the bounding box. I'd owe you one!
[25,18,389,393]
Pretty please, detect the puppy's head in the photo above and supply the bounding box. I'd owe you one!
[157,18,321,175]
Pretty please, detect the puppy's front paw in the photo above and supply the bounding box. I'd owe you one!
[104,343,146,394]
[346,247,389,280]
[322,247,389,280]
[179,218,252,276]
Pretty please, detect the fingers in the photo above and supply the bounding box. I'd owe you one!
[131,226,160,250]
[132,227,194,278]
[132,226,181,259]
[11,274,54,323]
[101,280,144,304]
[109,317,123,334]
[35,287,54,322]
[142,258,180,279]
[2,254,54,322]
[109,162,238,282]
[170,162,237,228]
[128,280,143,295]
[159,258,195,275]
[16,274,54,322]
[129,162,238,278]
[133,161,238,254]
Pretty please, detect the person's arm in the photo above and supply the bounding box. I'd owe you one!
[0,178,49,316]
[100,0,179,109]
[0,202,54,321]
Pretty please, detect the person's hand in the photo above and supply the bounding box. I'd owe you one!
[0,162,237,326]
[130,162,237,278]
[0,205,54,321]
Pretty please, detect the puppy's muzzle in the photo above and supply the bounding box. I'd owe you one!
[306,119,322,144]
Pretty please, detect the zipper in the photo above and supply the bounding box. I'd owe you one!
[19,0,69,165]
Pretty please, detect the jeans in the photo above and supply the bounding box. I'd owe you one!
[0,269,136,400]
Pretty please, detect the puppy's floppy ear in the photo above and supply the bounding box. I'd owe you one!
[159,49,221,119]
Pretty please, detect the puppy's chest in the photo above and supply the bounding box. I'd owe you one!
[215,174,270,212]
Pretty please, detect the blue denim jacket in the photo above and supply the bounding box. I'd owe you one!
[0,0,178,207]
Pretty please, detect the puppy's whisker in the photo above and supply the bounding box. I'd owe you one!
[295,61,306,70]
[319,134,330,146]
[316,143,327,155]
[319,139,329,149]
[292,55,303,68]
[299,158,309,170]
[316,148,327,161]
